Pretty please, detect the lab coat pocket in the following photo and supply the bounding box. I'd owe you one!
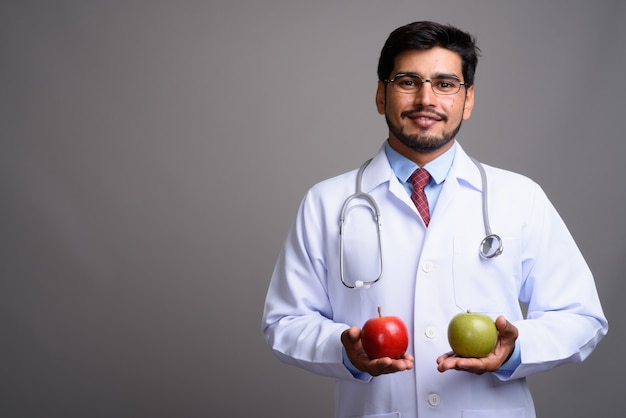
[453,235,522,315]
[462,407,525,417]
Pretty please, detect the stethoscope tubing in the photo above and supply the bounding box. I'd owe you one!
[339,156,502,288]
[339,159,383,288]
[470,157,503,259]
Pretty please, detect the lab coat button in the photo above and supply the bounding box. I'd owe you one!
[427,393,441,407]
[424,326,437,339]
[422,261,434,273]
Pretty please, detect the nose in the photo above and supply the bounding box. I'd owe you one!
[414,80,437,106]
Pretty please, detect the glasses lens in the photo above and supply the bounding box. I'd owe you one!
[391,75,421,93]
[389,75,463,95]
[431,78,462,95]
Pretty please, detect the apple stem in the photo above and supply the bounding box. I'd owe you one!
[377,306,382,318]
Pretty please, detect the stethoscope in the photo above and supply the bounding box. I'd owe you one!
[339,157,503,289]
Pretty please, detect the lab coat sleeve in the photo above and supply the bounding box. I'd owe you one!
[503,183,608,380]
[261,187,361,381]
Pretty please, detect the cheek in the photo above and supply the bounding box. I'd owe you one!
[445,102,467,121]
[386,96,411,114]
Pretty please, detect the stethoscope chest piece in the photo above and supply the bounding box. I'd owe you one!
[470,156,504,260]
[479,233,503,259]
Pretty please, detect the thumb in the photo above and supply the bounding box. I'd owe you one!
[495,316,518,339]
[342,326,361,345]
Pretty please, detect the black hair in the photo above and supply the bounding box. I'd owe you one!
[377,21,481,86]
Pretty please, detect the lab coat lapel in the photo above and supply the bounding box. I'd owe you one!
[428,143,483,225]
[359,145,413,206]
[359,142,485,216]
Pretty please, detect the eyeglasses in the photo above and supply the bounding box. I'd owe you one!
[385,73,466,95]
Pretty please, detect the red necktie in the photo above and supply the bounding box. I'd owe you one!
[409,168,431,226]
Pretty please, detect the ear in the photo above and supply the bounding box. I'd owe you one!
[375,80,386,115]
[462,84,475,121]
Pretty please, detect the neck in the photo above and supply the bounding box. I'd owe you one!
[388,137,456,167]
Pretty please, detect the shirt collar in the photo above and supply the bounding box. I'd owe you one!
[384,140,457,185]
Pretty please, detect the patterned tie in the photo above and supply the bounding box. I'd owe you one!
[409,168,431,226]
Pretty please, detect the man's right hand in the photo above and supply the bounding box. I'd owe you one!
[341,326,414,377]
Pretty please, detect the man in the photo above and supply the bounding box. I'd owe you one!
[262,21,607,417]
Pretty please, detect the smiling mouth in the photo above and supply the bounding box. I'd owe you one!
[401,109,447,122]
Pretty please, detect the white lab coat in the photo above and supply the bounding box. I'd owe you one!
[262,142,608,418]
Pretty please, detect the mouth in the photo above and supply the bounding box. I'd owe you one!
[402,109,446,121]
[402,109,446,128]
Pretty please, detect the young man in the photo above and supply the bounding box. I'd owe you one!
[262,21,607,417]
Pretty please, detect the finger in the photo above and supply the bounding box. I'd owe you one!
[340,328,351,346]
[366,354,415,374]
[435,351,455,365]
[349,325,362,341]
[341,326,360,346]
[437,356,457,372]
[495,316,509,332]
[496,316,518,337]
[496,315,514,333]
[368,357,393,376]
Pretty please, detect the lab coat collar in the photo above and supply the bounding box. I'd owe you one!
[360,141,484,194]
[449,142,484,193]
[358,143,395,194]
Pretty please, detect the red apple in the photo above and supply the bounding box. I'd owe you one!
[447,310,498,358]
[361,306,409,359]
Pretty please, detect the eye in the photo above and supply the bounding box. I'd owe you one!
[395,76,420,89]
[434,79,459,91]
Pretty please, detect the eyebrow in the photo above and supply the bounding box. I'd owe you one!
[395,71,462,81]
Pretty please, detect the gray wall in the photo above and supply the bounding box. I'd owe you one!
[1,1,624,417]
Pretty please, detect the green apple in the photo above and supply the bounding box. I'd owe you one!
[447,311,497,358]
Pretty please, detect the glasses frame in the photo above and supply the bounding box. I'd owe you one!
[385,72,466,96]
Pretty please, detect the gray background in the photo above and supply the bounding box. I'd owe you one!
[1,1,624,417]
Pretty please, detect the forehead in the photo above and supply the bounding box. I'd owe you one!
[392,47,463,76]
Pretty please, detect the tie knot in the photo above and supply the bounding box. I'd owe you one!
[409,168,431,191]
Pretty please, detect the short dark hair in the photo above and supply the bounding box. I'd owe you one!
[377,21,480,87]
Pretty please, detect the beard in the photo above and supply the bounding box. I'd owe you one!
[386,107,463,153]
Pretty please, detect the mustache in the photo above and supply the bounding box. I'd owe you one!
[401,107,448,122]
